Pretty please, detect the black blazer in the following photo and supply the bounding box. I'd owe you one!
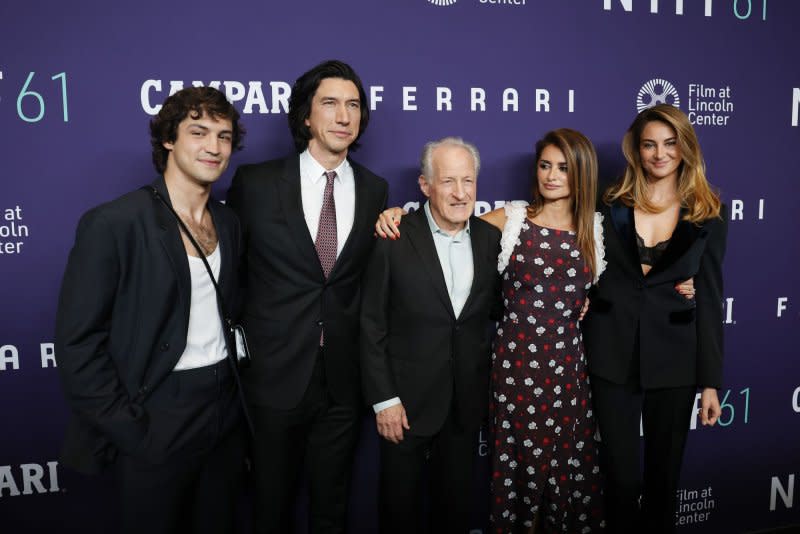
[55,178,241,474]
[226,155,388,409]
[582,201,728,389]
[360,209,501,435]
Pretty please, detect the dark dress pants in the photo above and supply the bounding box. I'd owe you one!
[378,407,478,534]
[115,359,245,534]
[249,353,361,534]
[591,373,696,534]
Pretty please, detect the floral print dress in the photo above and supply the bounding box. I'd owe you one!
[490,203,605,533]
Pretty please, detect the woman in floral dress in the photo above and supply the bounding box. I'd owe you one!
[483,129,605,533]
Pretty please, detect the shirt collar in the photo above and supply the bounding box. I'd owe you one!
[299,149,352,185]
[423,201,470,239]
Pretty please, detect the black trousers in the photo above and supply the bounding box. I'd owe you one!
[249,352,361,534]
[591,373,695,534]
[115,359,245,534]
[378,408,478,534]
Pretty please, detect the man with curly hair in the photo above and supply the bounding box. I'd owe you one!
[56,86,247,534]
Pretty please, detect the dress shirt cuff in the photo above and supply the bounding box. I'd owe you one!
[373,397,401,414]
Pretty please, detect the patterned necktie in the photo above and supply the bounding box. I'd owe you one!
[315,170,338,279]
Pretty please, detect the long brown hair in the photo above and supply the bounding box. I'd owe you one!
[528,128,598,278]
[605,104,721,223]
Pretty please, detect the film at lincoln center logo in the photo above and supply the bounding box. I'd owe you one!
[427,0,457,5]
[636,78,680,112]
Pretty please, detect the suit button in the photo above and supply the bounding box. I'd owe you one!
[636,281,644,290]
[455,325,460,331]
[138,385,148,395]
[317,321,323,327]
[160,342,170,351]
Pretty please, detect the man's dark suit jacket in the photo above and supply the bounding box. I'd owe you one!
[226,155,388,409]
[360,209,501,435]
[55,177,241,474]
[582,201,728,389]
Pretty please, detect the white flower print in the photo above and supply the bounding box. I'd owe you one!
[555,301,565,310]
[557,326,564,334]
[523,439,533,447]
[543,266,554,276]
[502,360,511,368]
[567,268,576,277]
[534,300,544,308]
[516,254,524,262]
[540,228,550,236]
[535,326,545,335]
[528,343,537,352]
[570,249,580,258]
[539,242,550,250]
[534,257,544,265]
[534,284,543,293]
[560,242,570,249]
[524,378,534,386]
[565,284,576,292]
[508,341,516,351]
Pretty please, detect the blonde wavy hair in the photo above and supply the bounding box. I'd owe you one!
[528,128,598,279]
[604,104,721,223]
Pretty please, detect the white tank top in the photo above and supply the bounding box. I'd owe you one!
[173,245,228,370]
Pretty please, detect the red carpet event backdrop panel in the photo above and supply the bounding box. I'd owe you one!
[0,0,797,532]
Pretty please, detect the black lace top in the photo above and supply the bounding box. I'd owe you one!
[636,232,670,266]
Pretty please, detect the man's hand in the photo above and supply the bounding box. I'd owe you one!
[376,403,410,444]
[699,387,721,426]
[375,207,406,239]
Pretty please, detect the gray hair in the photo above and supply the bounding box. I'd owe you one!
[419,136,481,183]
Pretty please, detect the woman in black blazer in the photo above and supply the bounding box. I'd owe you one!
[582,104,728,533]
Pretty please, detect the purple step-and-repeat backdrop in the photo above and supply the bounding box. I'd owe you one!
[1,1,798,532]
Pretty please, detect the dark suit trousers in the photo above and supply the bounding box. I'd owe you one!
[114,359,245,534]
[378,407,477,534]
[591,369,695,534]
[250,351,361,534]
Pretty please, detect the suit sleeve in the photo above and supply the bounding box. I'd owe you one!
[694,206,728,389]
[359,236,397,406]
[55,209,148,454]
[226,166,249,292]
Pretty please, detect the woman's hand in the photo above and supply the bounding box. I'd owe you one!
[375,207,406,239]
[675,278,696,300]
[699,387,721,426]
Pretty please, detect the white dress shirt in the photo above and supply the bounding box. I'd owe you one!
[299,149,356,256]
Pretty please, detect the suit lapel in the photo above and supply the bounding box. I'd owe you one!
[150,178,191,325]
[647,212,702,277]
[459,216,483,317]
[405,210,456,319]
[279,156,325,280]
[329,158,367,280]
[609,201,644,276]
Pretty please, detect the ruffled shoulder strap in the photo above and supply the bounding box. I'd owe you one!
[592,211,607,284]
[497,201,529,274]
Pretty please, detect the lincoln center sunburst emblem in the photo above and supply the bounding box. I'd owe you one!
[636,78,680,112]
[427,0,457,5]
